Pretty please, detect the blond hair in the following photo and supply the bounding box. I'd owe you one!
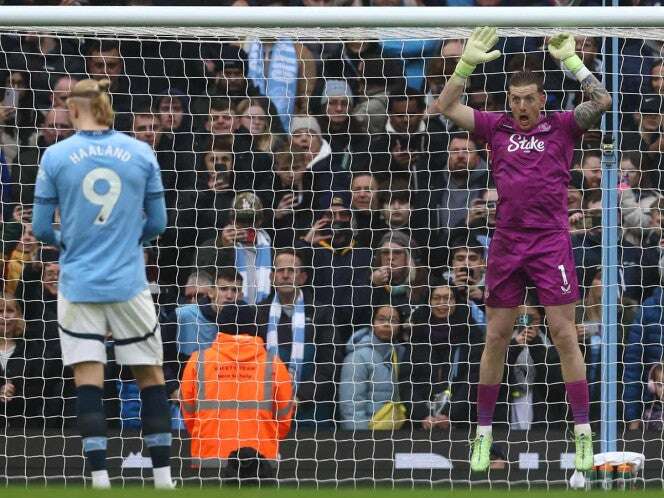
[69,78,114,127]
[0,295,25,340]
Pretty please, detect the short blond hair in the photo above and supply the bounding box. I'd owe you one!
[69,78,114,127]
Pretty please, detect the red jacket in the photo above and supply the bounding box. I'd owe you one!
[180,332,293,465]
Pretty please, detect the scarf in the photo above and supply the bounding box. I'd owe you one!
[234,230,272,304]
[266,291,306,384]
[247,40,299,132]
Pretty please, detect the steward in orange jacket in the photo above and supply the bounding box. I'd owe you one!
[180,328,293,467]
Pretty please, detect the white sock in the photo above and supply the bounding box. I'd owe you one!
[574,423,592,435]
[476,425,493,437]
[153,466,174,489]
[91,470,111,489]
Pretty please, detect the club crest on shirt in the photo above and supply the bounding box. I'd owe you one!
[507,134,545,153]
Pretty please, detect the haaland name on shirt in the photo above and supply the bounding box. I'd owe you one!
[69,144,132,164]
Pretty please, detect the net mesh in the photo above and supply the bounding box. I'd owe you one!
[0,23,661,488]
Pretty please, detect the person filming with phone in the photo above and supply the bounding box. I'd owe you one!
[195,192,273,305]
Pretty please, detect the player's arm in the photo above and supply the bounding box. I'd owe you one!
[142,150,168,243]
[142,192,167,243]
[32,157,60,246]
[548,33,612,130]
[434,26,502,132]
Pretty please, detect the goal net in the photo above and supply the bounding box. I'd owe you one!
[0,5,662,488]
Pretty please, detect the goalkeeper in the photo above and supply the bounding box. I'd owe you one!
[435,27,611,472]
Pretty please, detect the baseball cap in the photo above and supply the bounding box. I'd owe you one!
[233,191,264,226]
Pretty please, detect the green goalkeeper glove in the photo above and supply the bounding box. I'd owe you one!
[548,33,590,80]
[454,26,502,79]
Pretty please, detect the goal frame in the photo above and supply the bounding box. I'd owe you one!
[2,2,663,465]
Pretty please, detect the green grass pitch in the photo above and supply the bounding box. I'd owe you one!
[2,488,663,498]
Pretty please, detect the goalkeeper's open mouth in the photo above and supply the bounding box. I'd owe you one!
[517,114,532,128]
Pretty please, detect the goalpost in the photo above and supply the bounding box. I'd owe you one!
[0,4,663,488]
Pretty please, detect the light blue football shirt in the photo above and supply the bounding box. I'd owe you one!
[34,130,165,303]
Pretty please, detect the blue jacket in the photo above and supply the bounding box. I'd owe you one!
[339,327,404,431]
[623,288,664,421]
[175,303,218,357]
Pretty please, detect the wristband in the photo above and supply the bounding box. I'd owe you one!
[562,54,591,81]
[454,59,476,79]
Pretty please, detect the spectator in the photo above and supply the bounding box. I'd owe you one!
[257,248,338,426]
[621,95,664,176]
[175,267,243,362]
[316,79,359,153]
[17,108,72,204]
[339,304,405,430]
[429,133,489,233]
[4,224,39,296]
[572,195,659,306]
[619,151,660,246]
[379,188,427,249]
[84,39,145,131]
[8,34,83,113]
[351,55,402,135]
[156,90,195,155]
[650,59,664,96]
[244,37,317,131]
[461,187,498,252]
[0,295,37,428]
[400,281,485,429]
[235,97,281,153]
[193,145,236,243]
[200,98,272,195]
[576,150,602,196]
[49,75,80,110]
[351,172,386,249]
[446,239,487,331]
[180,270,214,306]
[0,70,37,163]
[180,303,293,476]
[370,231,427,323]
[623,287,664,429]
[290,115,351,203]
[206,44,257,103]
[301,194,372,341]
[424,39,463,114]
[506,304,565,429]
[265,143,315,249]
[643,364,664,431]
[196,192,273,305]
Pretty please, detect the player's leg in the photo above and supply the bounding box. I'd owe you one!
[58,295,111,489]
[472,231,527,471]
[470,305,519,472]
[131,364,174,489]
[107,289,174,489]
[545,303,593,470]
[525,230,592,470]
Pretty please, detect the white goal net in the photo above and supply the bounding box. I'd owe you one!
[0,5,663,489]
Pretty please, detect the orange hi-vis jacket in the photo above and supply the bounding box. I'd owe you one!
[180,332,293,466]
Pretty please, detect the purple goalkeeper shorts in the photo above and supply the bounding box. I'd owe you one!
[485,228,580,308]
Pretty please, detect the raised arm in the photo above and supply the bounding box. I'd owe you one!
[548,33,612,130]
[434,27,502,132]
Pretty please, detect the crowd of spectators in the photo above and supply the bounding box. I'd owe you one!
[0,0,663,439]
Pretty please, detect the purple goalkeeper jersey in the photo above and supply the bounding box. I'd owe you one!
[472,109,584,230]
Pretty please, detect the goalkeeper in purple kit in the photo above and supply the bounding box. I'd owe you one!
[435,27,611,472]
